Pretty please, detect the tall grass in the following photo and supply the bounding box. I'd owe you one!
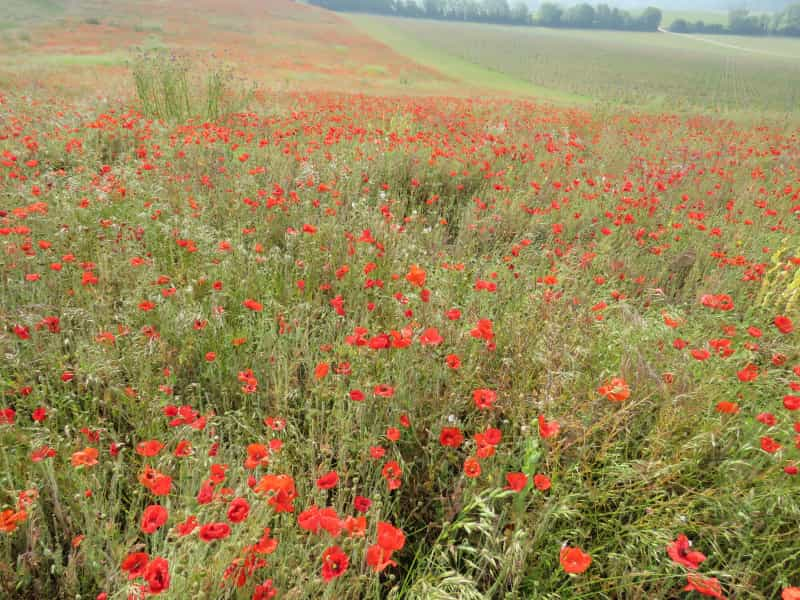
[131,50,240,121]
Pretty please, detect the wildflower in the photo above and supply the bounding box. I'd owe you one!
[538,415,560,439]
[440,427,463,448]
[405,265,426,287]
[227,498,250,524]
[321,546,349,581]
[667,534,706,570]
[559,545,591,574]
[775,315,794,334]
[317,471,339,490]
[463,457,481,478]
[199,522,231,541]
[505,472,528,492]
[145,557,170,595]
[71,447,99,468]
[141,505,168,534]
[598,377,631,402]
[683,574,725,598]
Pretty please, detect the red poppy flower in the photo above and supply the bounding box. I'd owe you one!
[321,545,349,581]
[373,384,395,398]
[597,377,631,402]
[344,515,366,537]
[144,557,170,595]
[683,574,725,598]
[774,315,794,334]
[445,354,461,369]
[71,447,99,468]
[716,402,739,414]
[419,327,443,345]
[314,362,329,380]
[463,457,481,478]
[377,521,406,552]
[243,299,263,312]
[560,545,592,574]
[760,436,782,453]
[381,461,402,490]
[666,534,706,570]
[366,544,398,572]
[141,505,168,534]
[440,427,463,448]
[199,522,231,541]
[354,496,372,513]
[505,472,528,491]
[136,440,165,457]
[784,395,800,411]
[120,552,149,580]
[737,364,759,382]
[298,505,342,536]
[175,515,198,536]
[253,579,277,600]
[473,388,497,410]
[227,498,250,523]
[405,265,426,287]
[316,471,339,490]
[470,318,494,341]
[533,474,551,491]
[538,414,560,439]
[445,308,461,320]
[245,443,269,469]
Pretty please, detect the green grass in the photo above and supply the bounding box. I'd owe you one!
[38,52,128,66]
[348,14,589,104]
[352,15,800,116]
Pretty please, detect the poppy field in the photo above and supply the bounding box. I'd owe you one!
[2,1,800,599]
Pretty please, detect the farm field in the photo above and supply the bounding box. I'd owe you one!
[2,1,800,599]
[350,15,800,116]
[658,9,729,26]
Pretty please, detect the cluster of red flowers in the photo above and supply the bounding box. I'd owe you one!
[2,79,799,599]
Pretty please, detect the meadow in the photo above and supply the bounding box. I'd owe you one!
[2,1,800,599]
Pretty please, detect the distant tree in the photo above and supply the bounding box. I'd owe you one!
[638,6,662,31]
[776,4,800,35]
[595,3,612,28]
[609,7,627,28]
[537,2,563,26]
[564,3,595,27]
[669,18,689,32]
[511,0,531,24]
[485,0,512,22]
[423,0,444,18]
[729,9,762,34]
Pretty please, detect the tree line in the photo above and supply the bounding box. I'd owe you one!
[308,0,664,31]
[669,5,800,36]
[309,0,800,37]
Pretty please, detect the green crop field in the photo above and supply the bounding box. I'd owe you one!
[350,15,800,117]
[658,9,729,26]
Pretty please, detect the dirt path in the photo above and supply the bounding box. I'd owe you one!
[658,27,800,59]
